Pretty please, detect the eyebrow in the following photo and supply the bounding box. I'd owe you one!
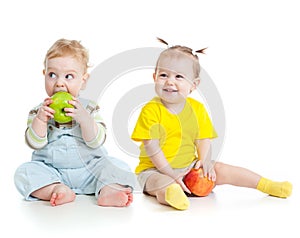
[46,67,78,74]
[158,69,185,76]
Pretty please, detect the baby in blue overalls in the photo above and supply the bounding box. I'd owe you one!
[14,39,136,207]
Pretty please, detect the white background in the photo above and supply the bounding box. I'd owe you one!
[0,0,299,237]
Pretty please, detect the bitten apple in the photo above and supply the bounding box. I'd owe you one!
[49,91,74,123]
[183,168,215,197]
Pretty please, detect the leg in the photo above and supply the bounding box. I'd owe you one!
[97,184,133,207]
[214,162,292,198]
[145,173,189,210]
[14,161,76,204]
[214,162,261,187]
[91,155,136,207]
[31,183,76,206]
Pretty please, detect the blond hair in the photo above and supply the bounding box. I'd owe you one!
[156,37,206,79]
[44,38,89,73]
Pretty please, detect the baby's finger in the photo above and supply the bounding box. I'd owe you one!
[43,98,53,106]
[44,107,55,116]
[68,99,83,110]
[182,184,191,194]
[67,100,77,108]
[179,180,191,194]
[64,107,75,113]
[194,160,202,169]
[203,168,208,178]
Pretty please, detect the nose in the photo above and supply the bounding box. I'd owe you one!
[55,77,66,88]
[165,76,175,85]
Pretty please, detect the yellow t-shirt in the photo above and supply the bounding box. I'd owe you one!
[131,97,217,174]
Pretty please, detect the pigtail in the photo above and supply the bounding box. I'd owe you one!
[195,47,208,55]
[157,37,169,47]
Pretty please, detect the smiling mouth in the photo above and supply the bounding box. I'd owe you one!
[163,88,178,92]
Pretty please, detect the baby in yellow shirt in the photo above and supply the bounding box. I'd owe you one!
[131,38,292,210]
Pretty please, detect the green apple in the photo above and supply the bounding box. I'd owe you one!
[50,91,74,123]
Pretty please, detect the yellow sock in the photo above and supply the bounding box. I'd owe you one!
[165,184,190,210]
[257,177,293,198]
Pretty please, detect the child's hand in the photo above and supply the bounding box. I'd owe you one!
[194,159,216,181]
[205,168,216,181]
[36,97,55,123]
[65,97,98,142]
[64,97,90,125]
[202,161,216,181]
[176,171,191,194]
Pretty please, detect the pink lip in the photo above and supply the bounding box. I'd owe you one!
[54,90,67,93]
[163,88,178,92]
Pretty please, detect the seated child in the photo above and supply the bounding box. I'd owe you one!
[14,39,135,207]
[131,38,292,210]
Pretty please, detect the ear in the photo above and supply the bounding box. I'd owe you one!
[153,72,157,82]
[190,77,200,92]
[43,69,46,75]
[80,73,90,90]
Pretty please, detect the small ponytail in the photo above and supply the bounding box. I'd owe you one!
[195,47,207,55]
[157,37,207,56]
[156,37,169,47]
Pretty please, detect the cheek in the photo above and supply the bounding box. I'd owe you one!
[179,83,192,93]
[45,85,53,96]
[155,82,163,90]
[45,80,53,89]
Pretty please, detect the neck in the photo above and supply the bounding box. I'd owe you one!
[161,99,186,114]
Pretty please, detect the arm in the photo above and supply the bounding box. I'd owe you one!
[143,139,191,193]
[65,98,106,148]
[195,138,216,181]
[26,97,54,149]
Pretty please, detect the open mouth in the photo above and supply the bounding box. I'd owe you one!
[163,88,178,93]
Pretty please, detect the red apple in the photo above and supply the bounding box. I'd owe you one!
[183,168,215,197]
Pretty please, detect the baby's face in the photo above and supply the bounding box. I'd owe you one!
[43,56,88,97]
[154,54,197,105]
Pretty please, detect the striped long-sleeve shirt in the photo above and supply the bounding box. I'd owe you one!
[25,98,106,150]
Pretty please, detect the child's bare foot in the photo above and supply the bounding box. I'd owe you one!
[97,184,133,207]
[50,184,76,206]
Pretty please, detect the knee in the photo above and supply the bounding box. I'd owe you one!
[14,161,38,182]
[145,173,174,195]
[14,164,30,197]
[14,164,27,185]
[213,161,224,172]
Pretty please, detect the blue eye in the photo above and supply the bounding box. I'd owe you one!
[49,72,56,79]
[65,74,74,80]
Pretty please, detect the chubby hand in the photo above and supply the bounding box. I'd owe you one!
[64,97,91,125]
[175,171,192,194]
[194,160,217,181]
[36,97,55,123]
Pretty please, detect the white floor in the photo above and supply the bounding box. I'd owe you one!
[2,172,298,238]
[1,132,299,238]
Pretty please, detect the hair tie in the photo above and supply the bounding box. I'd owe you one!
[157,37,169,47]
[194,47,207,55]
[157,37,207,55]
